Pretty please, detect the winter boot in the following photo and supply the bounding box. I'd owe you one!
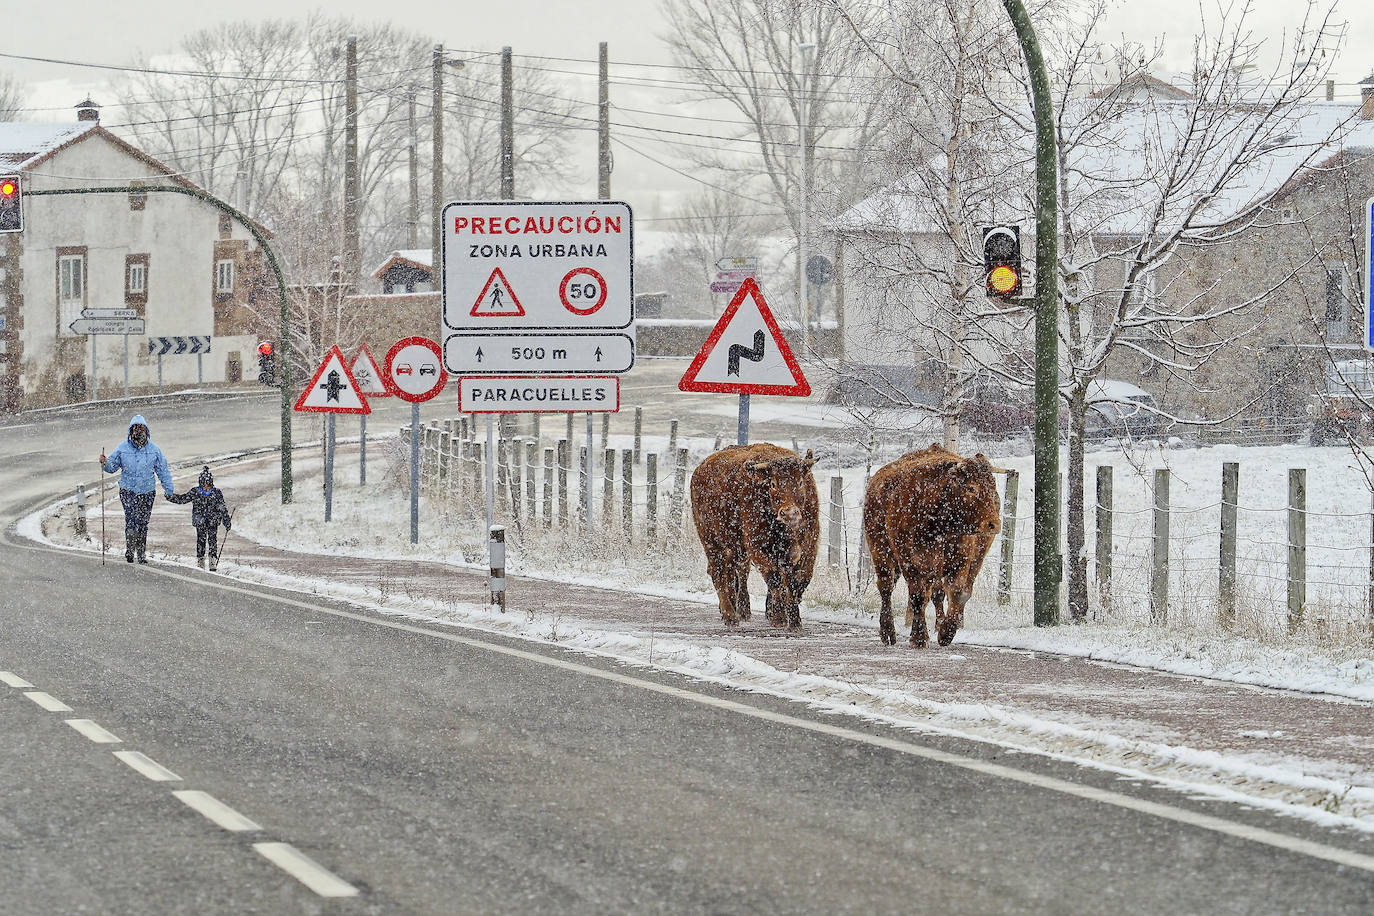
[208,553,218,572]
[125,540,134,563]
[196,556,205,569]
[135,534,148,564]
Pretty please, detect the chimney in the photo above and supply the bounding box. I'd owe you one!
[75,98,100,123]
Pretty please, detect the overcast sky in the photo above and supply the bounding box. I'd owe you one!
[7,0,1374,218]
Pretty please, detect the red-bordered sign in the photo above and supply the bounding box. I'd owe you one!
[559,266,607,316]
[385,336,447,403]
[349,341,391,397]
[470,267,525,317]
[678,277,810,396]
[295,345,371,414]
[458,375,620,413]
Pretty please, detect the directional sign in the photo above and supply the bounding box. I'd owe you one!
[295,345,370,414]
[710,280,744,294]
[82,307,139,320]
[148,335,210,356]
[445,333,634,374]
[70,318,146,335]
[385,337,447,403]
[349,342,391,397]
[442,200,633,332]
[679,277,810,396]
[458,375,620,414]
[716,256,759,272]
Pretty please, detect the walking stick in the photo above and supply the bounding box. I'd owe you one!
[100,464,107,566]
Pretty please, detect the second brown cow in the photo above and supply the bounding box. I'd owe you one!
[863,444,1002,647]
[691,443,819,630]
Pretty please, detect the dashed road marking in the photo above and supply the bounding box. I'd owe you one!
[0,671,34,688]
[113,750,182,782]
[253,842,358,898]
[173,790,262,832]
[65,719,121,743]
[24,691,72,712]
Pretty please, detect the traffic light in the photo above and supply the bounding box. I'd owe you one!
[257,341,277,386]
[982,225,1022,299]
[0,175,22,233]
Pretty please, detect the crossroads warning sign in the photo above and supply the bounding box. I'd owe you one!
[678,278,809,396]
[295,345,371,414]
[471,267,525,317]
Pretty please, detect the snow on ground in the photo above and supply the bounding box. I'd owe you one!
[22,435,1374,834]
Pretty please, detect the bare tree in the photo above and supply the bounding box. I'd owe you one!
[0,71,26,119]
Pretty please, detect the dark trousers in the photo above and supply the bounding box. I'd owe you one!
[195,525,220,559]
[119,489,155,540]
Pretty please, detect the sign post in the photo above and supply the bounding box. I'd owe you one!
[294,345,371,521]
[146,336,211,396]
[679,277,810,445]
[349,342,391,485]
[442,199,635,534]
[1366,197,1374,352]
[385,337,447,544]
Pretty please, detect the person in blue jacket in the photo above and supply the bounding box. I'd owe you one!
[98,415,174,564]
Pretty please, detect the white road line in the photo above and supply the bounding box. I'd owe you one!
[13,528,1374,878]
[253,842,358,898]
[24,691,73,712]
[173,790,262,832]
[113,750,182,782]
[0,671,34,688]
[65,719,121,743]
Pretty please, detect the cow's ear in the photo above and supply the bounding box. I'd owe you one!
[746,461,770,473]
[802,449,817,469]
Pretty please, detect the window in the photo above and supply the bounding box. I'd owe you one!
[128,262,146,294]
[1326,265,1350,341]
[125,254,149,307]
[57,248,85,334]
[216,259,235,295]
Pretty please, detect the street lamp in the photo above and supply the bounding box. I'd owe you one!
[797,41,816,360]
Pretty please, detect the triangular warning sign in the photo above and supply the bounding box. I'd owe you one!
[470,267,526,317]
[295,345,371,414]
[349,342,391,397]
[679,278,810,396]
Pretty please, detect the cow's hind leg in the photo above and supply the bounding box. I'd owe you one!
[874,564,898,646]
[708,550,742,626]
[735,562,752,622]
[905,574,932,648]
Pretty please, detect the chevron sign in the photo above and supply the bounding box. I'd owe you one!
[148,336,211,356]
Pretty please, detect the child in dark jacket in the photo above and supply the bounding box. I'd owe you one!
[167,466,232,570]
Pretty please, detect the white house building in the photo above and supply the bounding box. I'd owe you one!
[0,102,270,410]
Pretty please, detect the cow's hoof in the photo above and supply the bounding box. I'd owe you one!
[740,608,752,621]
[879,628,895,646]
[722,617,741,627]
[937,632,956,647]
[911,636,928,648]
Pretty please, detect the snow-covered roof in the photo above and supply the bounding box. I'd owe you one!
[371,249,433,279]
[0,122,99,170]
[836,98,1374,239]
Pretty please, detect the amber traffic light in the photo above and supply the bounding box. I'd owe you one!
[981,225,1022,299]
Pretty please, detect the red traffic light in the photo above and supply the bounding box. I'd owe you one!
[257,341,274,357]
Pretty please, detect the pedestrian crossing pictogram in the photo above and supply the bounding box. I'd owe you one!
[470,267,525,317]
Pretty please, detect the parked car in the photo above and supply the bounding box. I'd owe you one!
[1310,357,1374,445]
[1084,379,1161,439]
[962,381,1034,437]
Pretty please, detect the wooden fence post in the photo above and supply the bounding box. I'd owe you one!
[578,446,590,529]
[603,448,616,528]
[1150,468,1170,625]
[622,449,634,540]
[1288,468,1306,634]
[646,453,659,541]
[667,419,678,462]
[671,448,688,531]
[633,407,643,463]
[557,439,569,529]
[1219,461,1238,629]
[525,441,538,522]
[1095,465,1113,613]
[509,437,523,524]
[998,470,1018,605]
[600,413,610,454]
[828,475,844,567]
[542,447,554,529]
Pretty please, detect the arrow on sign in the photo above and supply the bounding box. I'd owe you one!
[173,337,187,354]
[475,347,484,363]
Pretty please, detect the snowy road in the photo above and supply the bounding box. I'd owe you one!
[3,392,1374,912]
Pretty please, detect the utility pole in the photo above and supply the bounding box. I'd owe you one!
[343,35,360,289]
[797,41,815,360]
[598,42,611,199]
[407,87,419,248]
[501,46,515,200]
[1001,0,1061,628]
[431,44,444,281]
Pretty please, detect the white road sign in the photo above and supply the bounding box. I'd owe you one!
[444,333,634,374]
[442,201,633,332]
[458,375,620,413]
[349,343,390,396]
[82,308,139,319]
[69,318,146,335]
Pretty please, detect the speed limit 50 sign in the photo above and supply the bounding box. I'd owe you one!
[442,201,633,333]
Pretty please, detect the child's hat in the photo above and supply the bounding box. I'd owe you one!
[198,466,214,487]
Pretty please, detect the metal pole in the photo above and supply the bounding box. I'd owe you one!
[432,44,444,281]
[407,87,419,248]
[123,334,129,398]
[359,413,367,485]
[1002,0,1060,628]
[197,351,203,385]
[797,42,815,360]
[100,467,106,565]
[343,35,360,286]
[489,525,506,611]
[737,394,750,445]
[89,334,96,402]
[485,413,496,534]
[500,47,514,200]
[157,352,163,394]
[324,414,336,522]
[585,412,595,528]
[410,402,421,544]
[598,42,611,199]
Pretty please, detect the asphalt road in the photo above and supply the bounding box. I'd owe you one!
[2,388,1372,914]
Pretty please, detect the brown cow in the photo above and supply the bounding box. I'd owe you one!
[863,444,1002,647]
[691,443,820,630]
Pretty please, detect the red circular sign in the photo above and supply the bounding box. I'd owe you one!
[559,267,607,316]
[384,336,447,403]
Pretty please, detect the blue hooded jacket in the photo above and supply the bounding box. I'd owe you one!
[103,414,174,496]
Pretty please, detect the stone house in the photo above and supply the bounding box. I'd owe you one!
[0,102,271,410]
